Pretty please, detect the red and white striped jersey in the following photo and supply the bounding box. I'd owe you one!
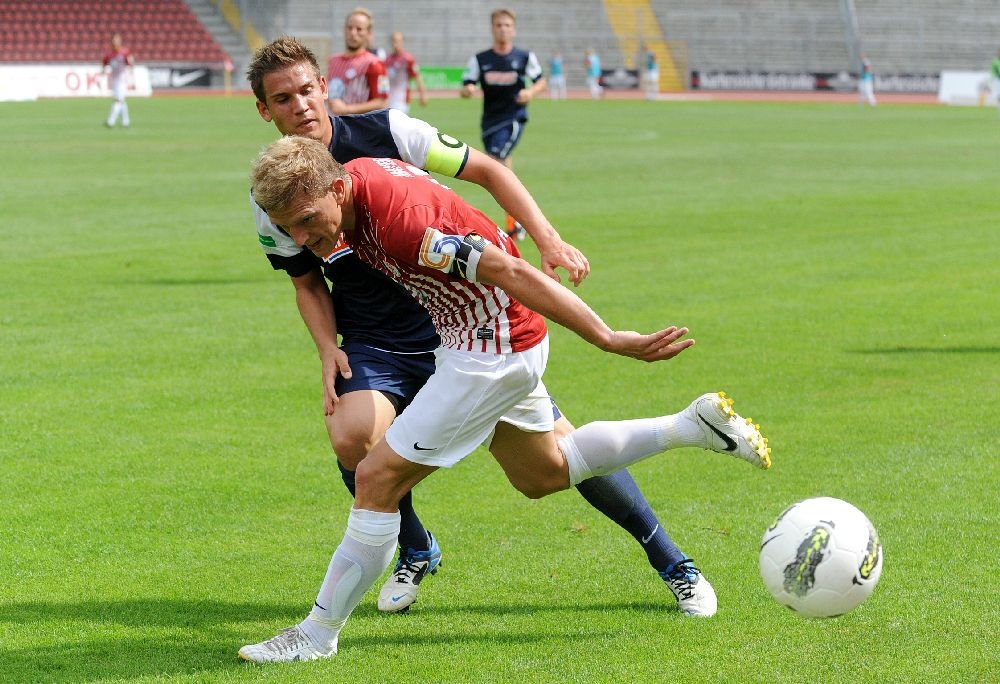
[345,157,547,354]
[326,51,388,105]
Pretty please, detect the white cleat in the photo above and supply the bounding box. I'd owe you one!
[377,532,442,613]
[684,391,772,469]
[660,560,718,617]
[238,625,336,664]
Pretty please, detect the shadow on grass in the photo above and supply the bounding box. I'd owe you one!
[0,597,667,681]
[850,346,1000,354]
[136,277,266,286]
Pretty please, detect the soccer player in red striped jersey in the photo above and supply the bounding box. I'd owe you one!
[239,136,772,663]
[326,8,388,115]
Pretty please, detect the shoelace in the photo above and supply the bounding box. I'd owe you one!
[263,627,312,655]
[392,556,427,584]
[662,560,700,600]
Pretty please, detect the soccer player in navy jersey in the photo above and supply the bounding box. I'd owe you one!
[460,8,546,240]
[244,36,721,621]
[239,137,772,662]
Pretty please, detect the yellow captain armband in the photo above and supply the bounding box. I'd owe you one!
[424,131,469,178]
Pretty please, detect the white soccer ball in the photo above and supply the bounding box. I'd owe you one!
[759,497,883,618]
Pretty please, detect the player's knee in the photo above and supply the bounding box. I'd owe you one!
[328,425,373,469]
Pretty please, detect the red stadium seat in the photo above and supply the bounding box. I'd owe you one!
[0,0,230,65]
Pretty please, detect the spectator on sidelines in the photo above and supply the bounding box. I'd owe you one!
[460,8,547,241]
[385,31,428,113]
[327,8,388,114]
[858,52,876,107]
[991,48,1000,116]
[643,44,659,100]
[549,51,567,100]
[585,48,602,99]
[102,33,134,128]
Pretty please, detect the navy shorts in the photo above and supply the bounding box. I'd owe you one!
[335,341,564,419]
[335,341,437,413]
[482,120,524,161]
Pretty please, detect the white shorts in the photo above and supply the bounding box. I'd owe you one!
[111,77,127,101]
[385,336,553,467]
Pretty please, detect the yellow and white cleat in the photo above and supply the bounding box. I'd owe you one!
[684,391,772,469]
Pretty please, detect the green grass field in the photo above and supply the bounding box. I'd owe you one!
[1,94,998,683]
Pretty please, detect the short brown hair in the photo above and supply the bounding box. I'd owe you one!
[246,36,321,103]
[251,136,349,214]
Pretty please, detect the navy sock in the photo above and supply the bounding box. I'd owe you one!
[574,469,686,572]
[337,461,429,552]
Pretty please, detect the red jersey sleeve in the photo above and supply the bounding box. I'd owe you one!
[366,59,389,99]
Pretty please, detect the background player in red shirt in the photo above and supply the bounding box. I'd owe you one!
[385,31,427,113]
[326,8,388,115]
[239,136,773,663]
[102,33,134,128]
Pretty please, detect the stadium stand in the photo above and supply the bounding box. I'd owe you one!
[0,0,230,65]
[228,0,999,91]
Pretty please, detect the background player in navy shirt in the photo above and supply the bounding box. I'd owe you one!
[461,8,546,240]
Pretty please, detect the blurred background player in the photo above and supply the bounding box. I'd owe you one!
[461,8,546,241]
[991,48,1000,116]
[327,8,388,115]
[585,48,603,100]
[102,33,134,128]
[548,51,567,100]
[858,52,876,106]
[385,31,428,113]
[642,44,659,100]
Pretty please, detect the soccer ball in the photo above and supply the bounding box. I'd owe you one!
[759,497,883,617]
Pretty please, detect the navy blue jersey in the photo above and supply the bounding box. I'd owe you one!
[255,109,472,354]
[463,48,543,134]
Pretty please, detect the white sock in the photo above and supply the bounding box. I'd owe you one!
[302,508,400,649]
[107,102,121,125]
[121,103,130,126]
[559,414,705,486]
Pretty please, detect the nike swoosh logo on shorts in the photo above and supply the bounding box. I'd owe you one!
[413,443,436,451]
[698,415,738,452]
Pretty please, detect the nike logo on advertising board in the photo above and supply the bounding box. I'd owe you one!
[170,69,207,87]
[698,415,737,452]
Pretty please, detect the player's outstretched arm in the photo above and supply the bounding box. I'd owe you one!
[458,148,590,286]
[475,244,693,362]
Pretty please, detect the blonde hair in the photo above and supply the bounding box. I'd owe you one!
[491,8,515,24]
[246,36,321,103]
[347,7,374,28]
[250,136,349,214]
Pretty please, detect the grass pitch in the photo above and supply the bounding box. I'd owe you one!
[1,93,997,683]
